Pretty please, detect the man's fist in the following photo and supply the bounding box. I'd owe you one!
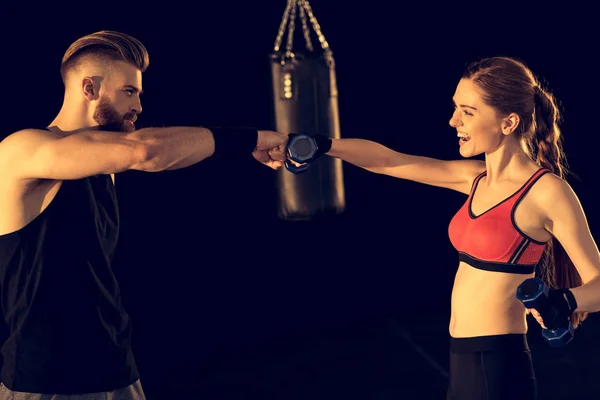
[253,130,288,169]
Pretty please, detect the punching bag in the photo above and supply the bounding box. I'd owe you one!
[269,0,346,221]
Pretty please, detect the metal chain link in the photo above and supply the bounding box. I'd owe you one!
[298,0,314,52]
[273,0,295,52]
[273,0,331,55]
[301,0,331,53]
[285,1,298,55]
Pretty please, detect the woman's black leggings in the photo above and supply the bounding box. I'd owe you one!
[447,334,537,400]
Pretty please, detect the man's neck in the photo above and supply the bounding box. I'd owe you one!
[48,101,94,133]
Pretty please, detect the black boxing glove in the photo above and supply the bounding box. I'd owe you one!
[541,288,578,330]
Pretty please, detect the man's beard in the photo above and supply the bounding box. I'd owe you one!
[92,97,137,133]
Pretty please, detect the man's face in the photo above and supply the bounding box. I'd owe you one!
[93,61,143,133]
[93,96,138,133]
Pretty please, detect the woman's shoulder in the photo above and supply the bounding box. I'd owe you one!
[529,169,579,213]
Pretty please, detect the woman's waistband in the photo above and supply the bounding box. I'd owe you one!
[450,333,530,354]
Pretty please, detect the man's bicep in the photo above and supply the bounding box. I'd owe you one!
[0,129,150,181]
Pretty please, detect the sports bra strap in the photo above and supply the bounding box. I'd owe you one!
[468,170,487,197]
[512,167,551,203]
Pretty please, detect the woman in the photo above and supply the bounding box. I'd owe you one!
[293,56,600,399]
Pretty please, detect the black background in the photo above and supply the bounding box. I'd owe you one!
[2,2,599,399]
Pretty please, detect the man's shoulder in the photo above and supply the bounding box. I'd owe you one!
[0,129,59,184]
[0,129,63,194]
[0,128,60,151]
[2,128,57,141]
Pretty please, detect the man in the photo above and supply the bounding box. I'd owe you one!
[0,30,288,399]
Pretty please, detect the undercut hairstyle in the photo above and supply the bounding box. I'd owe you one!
[60,30,150,84]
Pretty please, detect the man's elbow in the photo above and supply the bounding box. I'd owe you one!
[130,141,163,172]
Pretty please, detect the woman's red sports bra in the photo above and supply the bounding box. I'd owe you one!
[448,168,551,274]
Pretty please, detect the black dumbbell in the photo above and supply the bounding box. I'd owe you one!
[516,277,574,347]
[284,133,318,174]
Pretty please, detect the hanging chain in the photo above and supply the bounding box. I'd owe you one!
[301,0,331,54]
[297,0,314,52]
[273,0,295,52]
[273,0,331,55]
[285,1,298,55]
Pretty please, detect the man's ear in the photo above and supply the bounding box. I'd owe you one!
[501,112,521,136]
[81,77,99,101]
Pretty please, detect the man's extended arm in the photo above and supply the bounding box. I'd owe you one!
[0,126,285,181]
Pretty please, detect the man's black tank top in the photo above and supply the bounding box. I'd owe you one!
[0,168,139,393]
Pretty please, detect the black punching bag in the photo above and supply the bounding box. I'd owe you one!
[269,0,345,221]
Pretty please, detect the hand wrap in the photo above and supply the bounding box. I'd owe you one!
[208,127,258,159]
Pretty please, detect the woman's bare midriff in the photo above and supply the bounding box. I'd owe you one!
[449,261,533,338]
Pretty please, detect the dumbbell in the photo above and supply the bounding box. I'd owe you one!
[284,133,318,174]
[516,277,574,347]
